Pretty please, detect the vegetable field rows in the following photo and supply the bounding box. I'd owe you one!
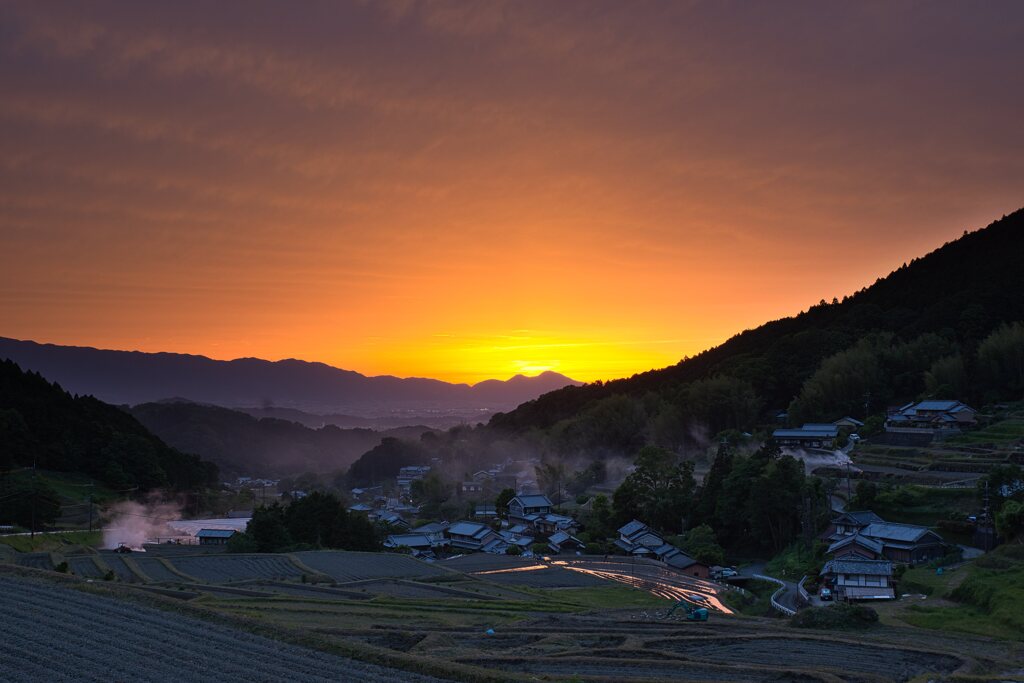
[294,551,450,582]
[169,555,305,583]
[0,576,444,683]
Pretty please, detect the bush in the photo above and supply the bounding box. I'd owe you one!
[55,561,68,574]
[506,544,522,556]
[790,603,879,630]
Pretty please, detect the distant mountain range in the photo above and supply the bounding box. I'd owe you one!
[0,338,581,417]
[128,400,435,477]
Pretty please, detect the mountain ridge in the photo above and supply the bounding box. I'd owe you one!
[0,337,580,414]
[490,207,1024,435]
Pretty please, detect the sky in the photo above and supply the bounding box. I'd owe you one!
[1,1,1022,384]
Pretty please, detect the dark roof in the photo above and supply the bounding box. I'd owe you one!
[821,558,893,576]
[618,519,647,537]
[861,522,941,544]
[833,510,885,525]
[196,529,236,539]
[448,521,491,538]
[827,534,884,555]
[773,427,838,439]
[512,494,552,508]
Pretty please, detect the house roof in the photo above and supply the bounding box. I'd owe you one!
[773,427,837,439]
[196,528,236,539]
[913,400,963,412]
[665,553,699,570]
[618,520,648,537]
[415,521,449,534]
[512,494,553,508]
[827,534,884,556]
[548,531,582,546]
[348,503,373,512]
[384,534,432,548]
[833,510,884,526]
[834,416,865,426]
[448,521,491,538]
[861,522,940,544]
[802,423,841,432]
[821,558,893,576]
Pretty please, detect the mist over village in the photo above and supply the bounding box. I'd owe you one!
[2,2,1024,682]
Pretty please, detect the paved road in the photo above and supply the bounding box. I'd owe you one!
[553,557,735,614]
[740,562,801,613]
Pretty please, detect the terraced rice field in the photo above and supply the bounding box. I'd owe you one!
[294,550,450,582]
[441,554,536,572]
[170,554,306,583]
[0,575,444,682]
[646,636,962,680]
[101,554,140,582]
[16,552,53,571]
[473,564,609,588]
[132,555,183,582]
[67,555,105,579]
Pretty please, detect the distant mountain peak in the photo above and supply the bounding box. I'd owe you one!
[0,336,581,415]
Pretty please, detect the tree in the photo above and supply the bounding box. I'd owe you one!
[535,461,567,506]
[613,446,695,533]
[409,473,450,519]
[852,480,878,509]
[495,488,516,518]
[977,322,1024,402]
[284,491,343,546]
[680,524,725,566]
[243,503,292,552]
[693,441,733,528]
[995,500,1024,544]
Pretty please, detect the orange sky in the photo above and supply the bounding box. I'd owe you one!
[1,2,1023,383]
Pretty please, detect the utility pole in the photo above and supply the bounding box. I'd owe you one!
[29,459,36,540]
[87,491,94,533]
[845,460,852,502]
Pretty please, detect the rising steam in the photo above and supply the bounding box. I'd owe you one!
[102,497,183,550]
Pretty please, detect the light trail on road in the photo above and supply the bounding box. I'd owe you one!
[553,558,734,614]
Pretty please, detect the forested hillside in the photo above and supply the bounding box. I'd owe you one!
[0,360,217,491]
[490,209,1024,452]
[130,401,434,478]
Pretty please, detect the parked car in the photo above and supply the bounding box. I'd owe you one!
[819,587,833,601]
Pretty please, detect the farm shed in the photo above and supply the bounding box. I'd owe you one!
[196,529,237,546]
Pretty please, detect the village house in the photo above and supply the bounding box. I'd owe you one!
[547,530,585,554]
[826,511,946,565]
[505,494,578,535]
[396,465,431,493]
[819,557,895,601]
[460,480,484,495]
[474,503,498,518]
[508,494,553,525]
[885,400,977,438]
[614,520,708,578]
[832,416,865,429]
[196,529,237,546]
[375,511,410,530]
[446,520,504,553]
[772,423,840,449]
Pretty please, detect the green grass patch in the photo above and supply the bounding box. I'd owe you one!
[0,530,101,553]
[870,485,977,526]
[721,579,777,617]
[765,541,824,580]
[895,545,1024,641]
